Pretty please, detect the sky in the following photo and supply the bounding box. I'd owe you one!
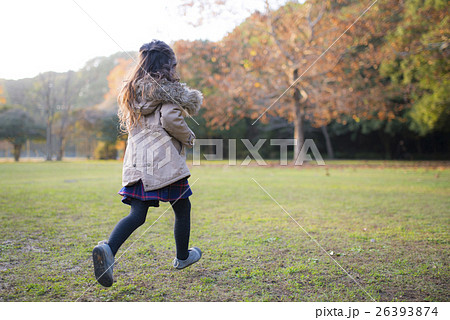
[0,0,286,80]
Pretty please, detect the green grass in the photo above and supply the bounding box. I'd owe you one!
[0,160,448,301]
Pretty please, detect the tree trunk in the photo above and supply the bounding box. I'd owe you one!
[293,69,305,160]
[293,105,304,160]
[56,131,67,161]
[46,121,52,161]
[56,72,75,161]
[56,135,64,161]
[416,137,422,154]
[26,139,30,159]
[13,144,22,162]
[378,131,391,159]
[321,125,334,159]
[41,74,55,162]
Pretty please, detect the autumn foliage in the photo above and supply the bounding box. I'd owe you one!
[172,0,449,158]
[1,0,448,160]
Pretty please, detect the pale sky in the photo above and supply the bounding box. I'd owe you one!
[0,0,286,80]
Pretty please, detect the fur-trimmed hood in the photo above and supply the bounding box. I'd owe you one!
[134,77,203,116]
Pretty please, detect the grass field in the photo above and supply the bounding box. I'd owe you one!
[0,160,448,302]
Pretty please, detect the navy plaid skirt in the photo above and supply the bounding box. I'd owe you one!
[118,178,192,207]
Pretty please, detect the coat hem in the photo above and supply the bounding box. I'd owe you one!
[122,172,191,192]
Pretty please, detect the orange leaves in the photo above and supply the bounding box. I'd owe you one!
[387,111,396,121]
[172,0,404,131]
[0,84,6,104]
[250,111,259,119]
[376,110,396,121]
[104,58,132,101]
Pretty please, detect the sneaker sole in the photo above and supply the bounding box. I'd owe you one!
[92,246,113,287]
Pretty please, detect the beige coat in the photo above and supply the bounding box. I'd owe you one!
[122,77,202,191]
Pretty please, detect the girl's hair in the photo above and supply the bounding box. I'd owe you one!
[118,40,179,131]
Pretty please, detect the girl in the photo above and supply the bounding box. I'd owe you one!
[92,40,203,287]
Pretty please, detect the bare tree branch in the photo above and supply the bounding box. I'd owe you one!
[265,0,296,63]
[307,1,326,40]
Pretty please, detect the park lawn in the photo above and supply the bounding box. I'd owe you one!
[0,160,448,302]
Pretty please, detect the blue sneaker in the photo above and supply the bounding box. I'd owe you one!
[92,240,114,287]
[173,247,202,270]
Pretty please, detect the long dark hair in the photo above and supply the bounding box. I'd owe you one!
[118,40,179,131]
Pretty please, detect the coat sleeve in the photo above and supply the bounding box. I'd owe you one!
[160,103,196,147]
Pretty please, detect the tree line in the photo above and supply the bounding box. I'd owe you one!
[0,0,448,161]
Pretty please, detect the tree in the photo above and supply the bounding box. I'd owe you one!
[76,57,131,160]
[94,112,120,160]
[34,70,86,161]
[316,0,405,158]
[72,109,98,159]
[1,52,135,159]
[35,72,57,161]
[0,83,6,104]
[54,71,81,161]
[195,1,366,159]
[178,0,419,160]
[74,52,131,108]
[380,0,450,136]
[0,107,44,161]
[97,58,132,159]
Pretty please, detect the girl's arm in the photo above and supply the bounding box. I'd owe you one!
[160,103,196,147]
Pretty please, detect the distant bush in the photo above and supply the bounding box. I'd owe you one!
[94,141,117,160]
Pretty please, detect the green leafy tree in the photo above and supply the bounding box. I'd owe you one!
[93,112,120,160]
[380,0,450,135]
[0,107,44,161]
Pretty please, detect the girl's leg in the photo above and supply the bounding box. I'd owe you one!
[170,198,191,260]
[108,198,149,256]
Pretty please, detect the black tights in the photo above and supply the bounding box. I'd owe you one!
[107,198,191,260]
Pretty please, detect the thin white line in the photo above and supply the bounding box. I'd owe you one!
[252,0,379,125]
[251,177,377,302]
[74,177,200,302]
[71,0,200,126]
